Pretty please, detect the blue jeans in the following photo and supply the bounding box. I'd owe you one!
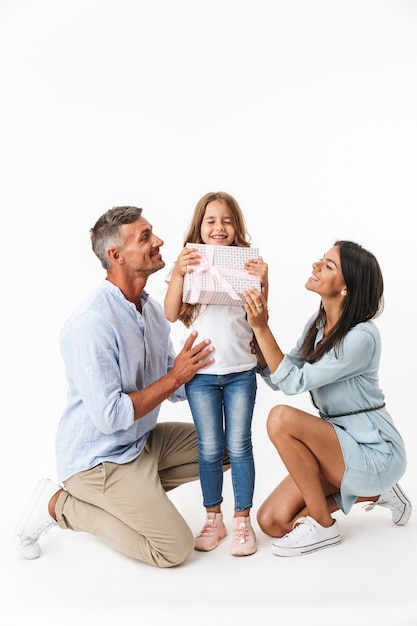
[185,368,257,512]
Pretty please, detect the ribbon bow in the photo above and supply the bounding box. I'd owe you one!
[187,246,253,305]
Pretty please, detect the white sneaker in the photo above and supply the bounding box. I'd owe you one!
[364,483,412,525]
[14,478,60,559]
[271,516,341,557]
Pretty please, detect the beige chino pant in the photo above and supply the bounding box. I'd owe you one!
[55,422,223,568]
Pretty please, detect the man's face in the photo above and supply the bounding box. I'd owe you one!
[117,217,165,277]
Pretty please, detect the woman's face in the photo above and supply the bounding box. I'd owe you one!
[305,245,347,298]
[200,200,236,246]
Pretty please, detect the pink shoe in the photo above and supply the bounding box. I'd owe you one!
[194,512,227,551]
[230,516,257,556]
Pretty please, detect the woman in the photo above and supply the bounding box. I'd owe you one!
[244,240,411,557]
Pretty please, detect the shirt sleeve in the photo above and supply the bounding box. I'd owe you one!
[67,312,135,434]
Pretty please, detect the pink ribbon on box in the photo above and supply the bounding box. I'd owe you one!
[188,246,253,305]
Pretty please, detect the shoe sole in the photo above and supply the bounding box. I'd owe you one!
[230,546,257,557]
[271,536,341,557]
[392,484,412,525]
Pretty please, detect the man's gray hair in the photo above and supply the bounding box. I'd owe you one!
[90,206,143,270]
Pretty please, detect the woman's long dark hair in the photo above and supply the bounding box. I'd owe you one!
[298,240,384,363]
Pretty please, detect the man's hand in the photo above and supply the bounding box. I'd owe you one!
[129,332,214,421]
[170,331,215,385]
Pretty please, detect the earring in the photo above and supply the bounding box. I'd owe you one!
[341,289,347,296]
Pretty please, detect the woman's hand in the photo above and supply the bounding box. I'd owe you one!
[244,287,269,329]
[245,287,284,373]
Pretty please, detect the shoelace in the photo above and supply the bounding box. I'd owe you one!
[363,500,380,512]
[23,519,56,541]
[234,521,248,544]
[284,516,315,541]
[363,497,402,513]
[198,519,217,537]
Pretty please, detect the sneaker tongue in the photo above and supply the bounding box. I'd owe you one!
[292,516,315,537]
[235,523,247,543]
[294,516,310,528]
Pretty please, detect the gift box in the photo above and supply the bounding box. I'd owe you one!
[182,243,261,306]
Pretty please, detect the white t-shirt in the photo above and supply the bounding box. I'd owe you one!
[181,303,256,375]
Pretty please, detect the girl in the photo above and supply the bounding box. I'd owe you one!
[244,240,411,556]
[164,191,268,556]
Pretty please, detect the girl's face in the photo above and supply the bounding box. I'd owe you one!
[305,246,346,298]
[200,200,236,246]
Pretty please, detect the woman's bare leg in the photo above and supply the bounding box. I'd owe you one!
[257,404,345,535]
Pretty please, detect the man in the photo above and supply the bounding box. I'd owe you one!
[15,206,228,568]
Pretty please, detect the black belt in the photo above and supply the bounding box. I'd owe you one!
[318,403,386,419]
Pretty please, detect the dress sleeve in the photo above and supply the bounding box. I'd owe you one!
[270,325,378,395]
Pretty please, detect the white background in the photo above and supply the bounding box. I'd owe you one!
[1,1,416,624]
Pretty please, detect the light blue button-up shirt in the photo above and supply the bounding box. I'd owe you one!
[55,280,185,482]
